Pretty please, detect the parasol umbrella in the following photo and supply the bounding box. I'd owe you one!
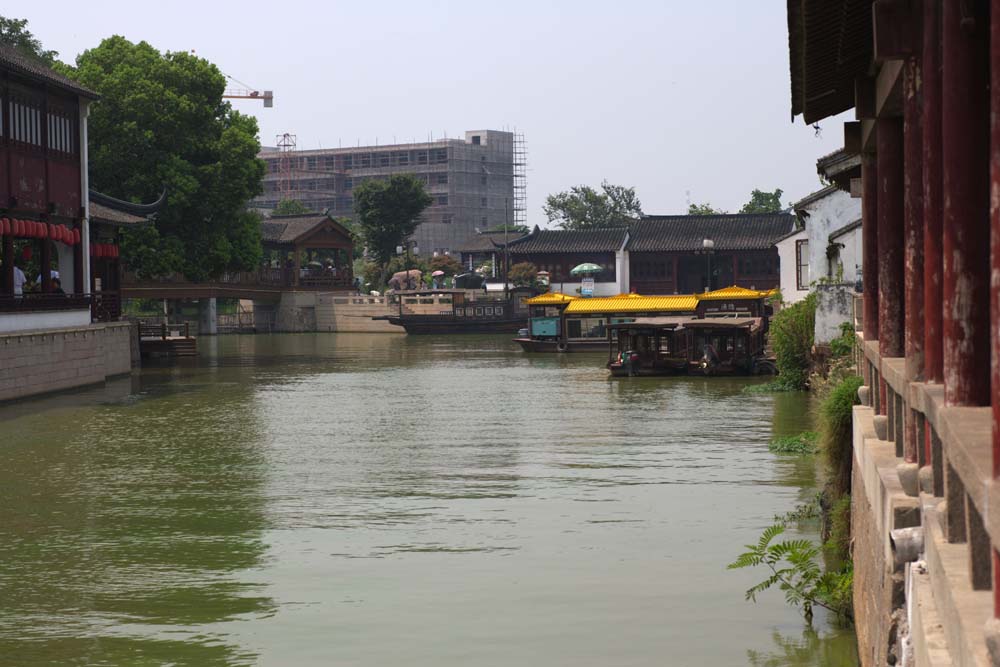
[570,262,603,276]
[431,270,445,276]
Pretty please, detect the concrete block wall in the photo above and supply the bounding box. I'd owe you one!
[0,322,135,403]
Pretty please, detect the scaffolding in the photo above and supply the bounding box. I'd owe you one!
[512,131,527,227]
[276,133,297,202]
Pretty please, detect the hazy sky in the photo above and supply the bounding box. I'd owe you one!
[26,0,851,224]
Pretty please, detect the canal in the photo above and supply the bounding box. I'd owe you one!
[0,334,857,666]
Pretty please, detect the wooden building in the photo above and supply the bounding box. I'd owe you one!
[625,213,793,294]
[0,44,98,332]
[786,0,1000,663]
[260,213,355,289]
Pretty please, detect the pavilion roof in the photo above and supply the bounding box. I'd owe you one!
[454,230,527,253]
[261,213,351,245]
[0,44,98,99]
[88,190,164,227]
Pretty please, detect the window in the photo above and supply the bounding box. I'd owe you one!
[481,174,487,185]
[437,195,448,206]
[481,197,488,208]
[397,152,409,166]
[442,214,453,224]
[344,178,353,189]
[796,240,810,290]
[416,151,428,165]
[437,173,448,184]
[567,317,607,340]
[472,135,481,145]
[481,216,487,225]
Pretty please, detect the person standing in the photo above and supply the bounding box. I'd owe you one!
[13,262,26,296]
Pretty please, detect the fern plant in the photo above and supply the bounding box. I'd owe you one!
[728,524,853,624]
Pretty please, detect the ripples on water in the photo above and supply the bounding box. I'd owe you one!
[0,334,857,666]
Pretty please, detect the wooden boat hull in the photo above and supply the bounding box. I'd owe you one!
[608,361,688,377]
[514,338,607,353]
[387,316,525,335]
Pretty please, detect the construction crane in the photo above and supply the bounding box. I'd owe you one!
[222,73,273,107]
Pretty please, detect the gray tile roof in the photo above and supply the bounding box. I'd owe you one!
[454,230,526,253]
[626,213,795,252]
[0,44,97,99]
[89,201,149,227]
[261,214,350,245]
[507,226,627,254]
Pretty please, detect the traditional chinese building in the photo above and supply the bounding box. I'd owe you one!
[788,0,1000,662]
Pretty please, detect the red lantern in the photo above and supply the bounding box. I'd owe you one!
[62,226,69,244]
[46,223,55,239]
[73,229,81,245]
[31,221,40,238]
[0,218,7,235]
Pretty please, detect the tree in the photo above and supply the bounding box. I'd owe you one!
[485,223,530,235]
[353,174,432,267]
[543,180,642,230]
[740,188,785,214]
[509,261,538,287]
[273,199,311,216]
[428,254,463,276]
[688,202,728,215]
[56,37,266,281]
[0,16,57,65]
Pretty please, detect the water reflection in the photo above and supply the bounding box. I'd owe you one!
[1,334,855,666]
[748,626,860,666]
[0,364,273,665]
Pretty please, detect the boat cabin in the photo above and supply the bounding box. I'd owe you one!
[607,317,690,376]
[683,318,772,375]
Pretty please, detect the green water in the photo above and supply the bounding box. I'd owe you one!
[0,334,857,666]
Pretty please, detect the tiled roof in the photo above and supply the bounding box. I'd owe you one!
[626,213,795,252]
[564,294,699,315]
[454,230,526,253]
[507,226,627,254]
[792,185,840,210]
[524,292,578,305]
[698,286,777,301]
[89,201,149,227]
[829,218,862,242]
[0,45,97,99]
[261,214,350,244]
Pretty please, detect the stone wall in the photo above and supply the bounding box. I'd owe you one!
[815,283,856,344]
[0,322,135,402]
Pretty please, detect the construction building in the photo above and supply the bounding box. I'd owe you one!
[252,129,526,258]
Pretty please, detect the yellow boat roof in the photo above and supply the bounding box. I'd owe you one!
[564,294,699,314]
[697,286,774,301]
[524,292,578,305]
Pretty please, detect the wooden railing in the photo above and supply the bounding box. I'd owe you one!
[138,320,191,339]
[122,269,354,291]
[0,293,91,313]
[91,292,121,322]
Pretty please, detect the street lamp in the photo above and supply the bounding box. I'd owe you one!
[702,238,715,292]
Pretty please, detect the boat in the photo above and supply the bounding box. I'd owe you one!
[380,288,533,334]
[682,318,776,376]
[607,316,777,377]
[607,318,689,376]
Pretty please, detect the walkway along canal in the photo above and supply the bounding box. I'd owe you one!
[0,334,856,665]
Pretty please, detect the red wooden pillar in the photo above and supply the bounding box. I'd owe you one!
[942,0,991,407]
[923,0,944,385]
[991,0,1000,620]
[862,153,879,345]
[904,50,924,463]
[877,118,905,362]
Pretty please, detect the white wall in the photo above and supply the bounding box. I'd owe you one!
[832,225,863,286]
[55,242,75,293]
[800,188,862,283]
[776,228,809,303]
[0,309,91,333]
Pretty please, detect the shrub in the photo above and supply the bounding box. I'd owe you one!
[824,494,852,564]
[428,254,463,277]
[820,375,863,499]
[768,431,819,455]
[509,261,538,287]
[769,293,816,390]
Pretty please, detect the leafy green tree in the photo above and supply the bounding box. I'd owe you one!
[688,202,727,215]
[57,36,265,281]
[0,16,57,64]
[543,180,642,230]
[273,199,311,215]
[740,188,785,214]
[485,223,530,235]
[353,174,432,267]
